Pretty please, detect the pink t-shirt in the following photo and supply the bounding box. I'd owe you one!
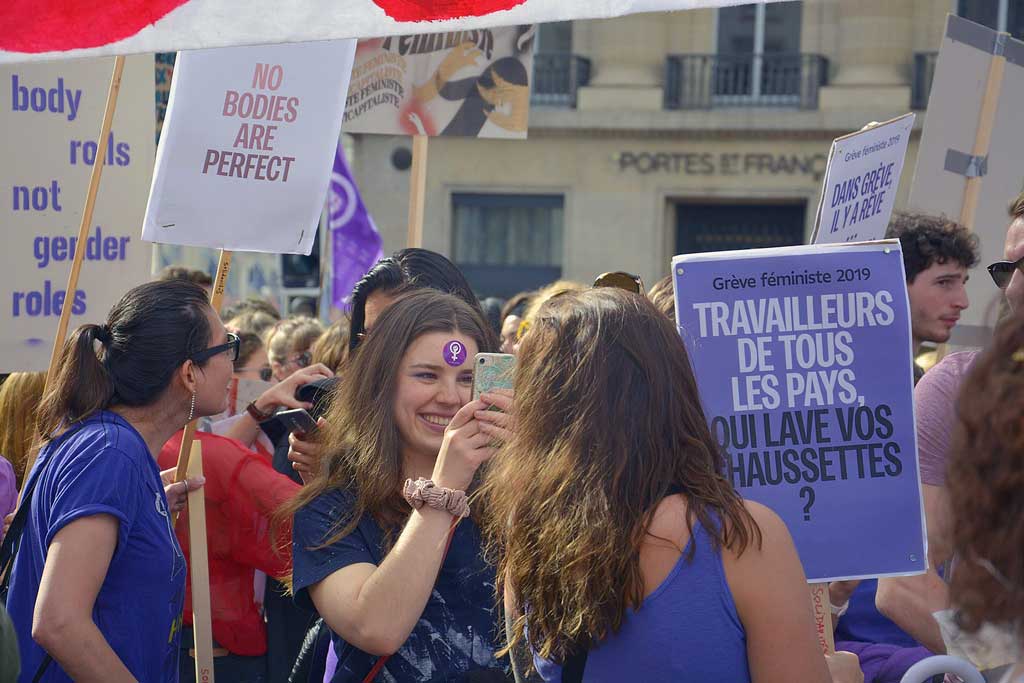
[915,351,979,486]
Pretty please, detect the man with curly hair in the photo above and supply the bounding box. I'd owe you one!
[885,212,980,382]
[875,193,1024,660]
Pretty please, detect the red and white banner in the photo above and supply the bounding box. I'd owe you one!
[0,0,775,64]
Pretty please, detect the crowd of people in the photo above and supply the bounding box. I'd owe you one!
[0,194,1023,683]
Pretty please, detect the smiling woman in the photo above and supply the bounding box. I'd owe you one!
[278,289,507,682]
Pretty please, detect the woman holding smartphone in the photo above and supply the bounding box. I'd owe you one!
[5,280,230,682]
[483,288,835,683]
[282,290,510,682]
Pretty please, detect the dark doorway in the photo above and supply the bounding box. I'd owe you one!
[675,201,806,254]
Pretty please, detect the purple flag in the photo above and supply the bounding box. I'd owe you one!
[328,143,383,311]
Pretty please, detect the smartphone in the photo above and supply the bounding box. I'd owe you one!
[472,353,516,404]
[276,408,320,435]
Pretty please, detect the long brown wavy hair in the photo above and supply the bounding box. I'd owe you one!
[481,287,760,663]
[949,313,1024,632]
[277,289,496,551]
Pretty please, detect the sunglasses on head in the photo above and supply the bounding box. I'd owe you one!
[191,332,240,364]
[593,271,644,294]
[286,351,313,369]
[988,255,1024,289]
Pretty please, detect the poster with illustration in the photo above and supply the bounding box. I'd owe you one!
[344,26,535,138]
[672,242,925,582]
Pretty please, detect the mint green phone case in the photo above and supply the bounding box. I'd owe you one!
[472,353,516,402]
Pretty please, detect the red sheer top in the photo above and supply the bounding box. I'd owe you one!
[159,431,300,656]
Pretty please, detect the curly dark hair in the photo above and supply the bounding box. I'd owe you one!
[885,212,979,283]
[948,313,1024,632]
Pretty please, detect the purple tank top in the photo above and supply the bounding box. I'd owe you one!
[533,518,751,682]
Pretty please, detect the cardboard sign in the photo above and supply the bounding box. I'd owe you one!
[0,56,154,372]
[345,27,535,138]
[143,40,356,254]
[673,242,925,582]
[909,15,1024,347]
[813,114,915,244]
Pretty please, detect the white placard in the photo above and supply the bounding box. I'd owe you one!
[0,56,154,372]
[812,113,915,245]
[143,40,356,255]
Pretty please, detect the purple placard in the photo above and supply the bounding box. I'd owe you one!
[672,243,925,582]
[328,143,384,311]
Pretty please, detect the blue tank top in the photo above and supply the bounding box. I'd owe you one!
[533,518,751,683]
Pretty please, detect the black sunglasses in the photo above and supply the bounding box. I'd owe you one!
[191,332,240,364]
[987,255,1024,289]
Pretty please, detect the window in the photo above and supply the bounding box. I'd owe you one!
[452,193,563,298]
[676,201,806,254]
[959,0,1024,39]
[715,2,803,101]
[536,22,572,53]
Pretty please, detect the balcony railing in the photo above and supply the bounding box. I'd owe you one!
[531,53,591,107]
[911,52,938,110]
[665,53,829,110]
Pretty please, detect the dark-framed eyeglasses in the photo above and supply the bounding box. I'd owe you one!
[987,255,1024,289]
[191,332,240,364]
[593,271,644,294]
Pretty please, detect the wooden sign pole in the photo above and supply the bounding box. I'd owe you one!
[810,583,835,654]
[185,442,215,682]
[406,134,429,248]
[958,44,1006,231]
[171,249,232,525]
[44,55,126,389]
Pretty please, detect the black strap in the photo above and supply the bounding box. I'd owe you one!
[561,646,589,683]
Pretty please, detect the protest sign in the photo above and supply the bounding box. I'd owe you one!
[909,14,1024,347]
[673,242,925,582]
[142,40,356,254]
[0,56,154,372]
[327,144,383,311]
[0,1,776,64]
[812,114,915,245]
[345,27,535,139]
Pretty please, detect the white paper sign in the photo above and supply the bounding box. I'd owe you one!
[812,113,915,245]
[143,40,357,255]
[0,56,154,372]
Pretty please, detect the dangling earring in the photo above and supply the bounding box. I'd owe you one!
[188,391,196,422]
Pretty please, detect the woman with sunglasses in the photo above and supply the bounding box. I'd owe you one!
[5,280,229,682]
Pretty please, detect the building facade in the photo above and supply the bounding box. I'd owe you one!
[350,0,1021,298]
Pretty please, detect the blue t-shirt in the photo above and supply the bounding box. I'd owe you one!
[292,488,503,682]
[6,411,186,683]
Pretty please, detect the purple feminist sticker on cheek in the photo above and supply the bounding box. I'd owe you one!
[444,340,467,366]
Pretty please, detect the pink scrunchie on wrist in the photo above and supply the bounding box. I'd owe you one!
[402,478,470,518]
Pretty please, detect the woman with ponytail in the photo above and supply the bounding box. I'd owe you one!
[5,279,235,683]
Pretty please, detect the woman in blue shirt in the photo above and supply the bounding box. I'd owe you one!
[6,279,235,682]
[283,290,508,682]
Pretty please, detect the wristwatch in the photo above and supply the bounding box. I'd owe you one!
[246,400,274,423]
